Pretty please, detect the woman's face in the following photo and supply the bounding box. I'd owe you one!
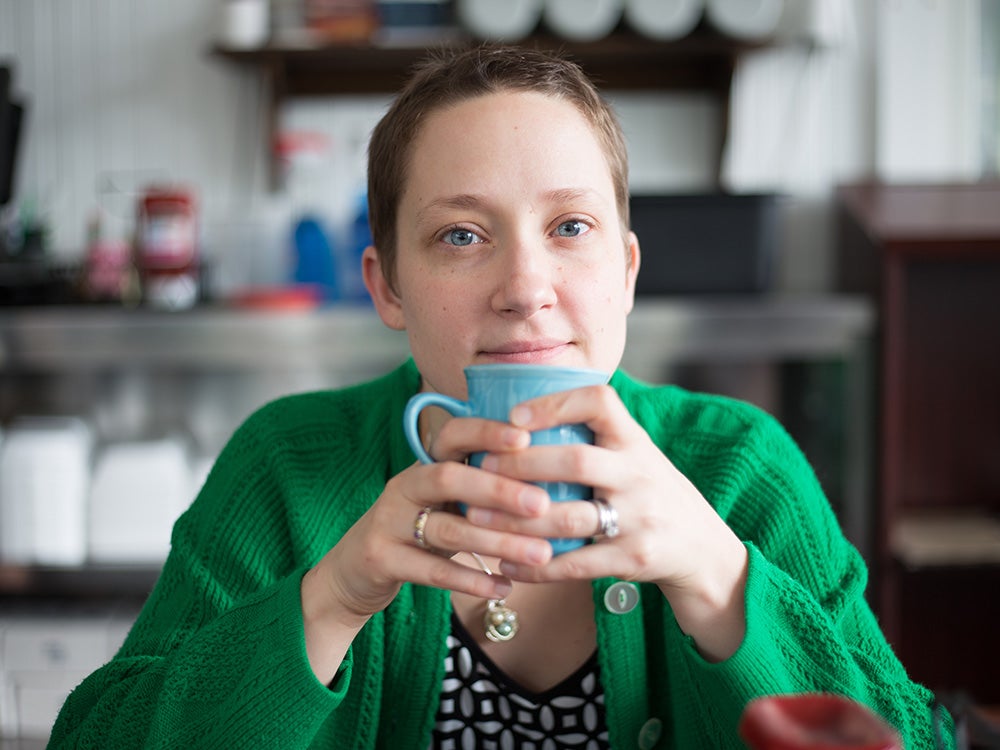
[366,90,640,399]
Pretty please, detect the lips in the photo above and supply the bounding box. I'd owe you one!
[479,339,571,364]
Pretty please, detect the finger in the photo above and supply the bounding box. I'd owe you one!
[416,506,553,566]
[404,460,550,518]
[509,385,644,448]
[465,497,603,544]
[429,416,530,462]
[498,541,633,583]
[479,443,624,493]
[389,544,513,600]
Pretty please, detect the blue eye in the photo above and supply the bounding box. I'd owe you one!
[555,220,589,238]
[442,227,482,246]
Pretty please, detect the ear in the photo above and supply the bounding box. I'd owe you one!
[362,245,406,331]
[624,230,641,314]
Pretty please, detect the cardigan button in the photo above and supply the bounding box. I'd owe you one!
[637,717,663,749]
[604,581,640,614]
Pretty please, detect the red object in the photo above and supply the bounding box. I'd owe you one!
[136,187,197,272]
[135,186,199,308]
[228,285,322,311]
[304,0,378,41]
[85,238,131,301]
[738,694,903,750]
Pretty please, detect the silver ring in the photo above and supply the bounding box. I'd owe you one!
[413,506,433,550]
[592,498,619,539]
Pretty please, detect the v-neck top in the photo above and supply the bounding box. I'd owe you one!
[429,612,610,749]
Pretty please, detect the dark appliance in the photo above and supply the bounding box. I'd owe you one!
[0,63,25,209]
[629,192,779,295]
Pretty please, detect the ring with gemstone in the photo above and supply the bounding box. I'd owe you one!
[592,498,619,539]
[413,506,433,550]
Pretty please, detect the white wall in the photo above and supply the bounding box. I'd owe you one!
[0,0,990,294]
[1,2,251,247]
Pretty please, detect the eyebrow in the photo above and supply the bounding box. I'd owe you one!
[416,187,605,223]
[542,187,605,207]
[416,194,487,222]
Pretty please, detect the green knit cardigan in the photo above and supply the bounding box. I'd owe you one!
[50,359,951,749]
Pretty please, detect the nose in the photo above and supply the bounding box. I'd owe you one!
[490,240,558,318]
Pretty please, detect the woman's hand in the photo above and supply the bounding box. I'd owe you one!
[463,384,750,662]
[300,415,555,683]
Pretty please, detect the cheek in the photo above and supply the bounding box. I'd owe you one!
[578,270,631,338]
[403,287,476,348]
[409,297,449,329]
[578,264,628,307]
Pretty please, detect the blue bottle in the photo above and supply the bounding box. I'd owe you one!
[292,215,338,303]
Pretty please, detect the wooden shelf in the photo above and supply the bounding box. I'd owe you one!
[837,181,1000,251]
[210,27,769,188]
[211,28,761,93]
[891,510,1000,569]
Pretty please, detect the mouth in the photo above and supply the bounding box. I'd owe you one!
[478,340,572,364]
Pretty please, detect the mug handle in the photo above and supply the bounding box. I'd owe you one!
[403,393,471,464]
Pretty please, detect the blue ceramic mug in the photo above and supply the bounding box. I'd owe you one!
[403,363,609,555]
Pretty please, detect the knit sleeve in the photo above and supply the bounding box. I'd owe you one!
[47,399,366,749]
[663,408,955,749]
[49,568,348,748]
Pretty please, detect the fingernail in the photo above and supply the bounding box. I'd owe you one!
[493,579,513,598]
[526,541,550,564]
[467,507,492,525]
[521,488,547,514]
[499,561,518,577]
[502,427,527,446]
[509,405,531,427]
[480,454,498,472]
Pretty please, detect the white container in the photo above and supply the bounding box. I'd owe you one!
[705,0,783,40]
[0,417,92,566]
[543,0,623,42]
[456,0,543,42]
[624,0,704,41]
[88,437,194,564]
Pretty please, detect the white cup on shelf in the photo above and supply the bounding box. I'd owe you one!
[543,0,624,42]
[624,0,704,41]
[705,0,783,40]
[456,0,543,42]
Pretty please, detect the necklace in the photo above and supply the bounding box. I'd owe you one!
[469,552,519,642]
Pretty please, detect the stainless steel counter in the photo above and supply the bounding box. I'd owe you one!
[0,295,874,380]
[621,295,873,380]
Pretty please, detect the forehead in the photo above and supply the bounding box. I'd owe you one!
[403,90,614,202]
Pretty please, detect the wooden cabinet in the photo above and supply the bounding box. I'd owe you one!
[837,182,1000,703]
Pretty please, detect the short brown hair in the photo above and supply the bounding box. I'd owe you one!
[367,45,630,292]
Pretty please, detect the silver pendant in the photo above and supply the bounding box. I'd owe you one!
[484,599,519,642]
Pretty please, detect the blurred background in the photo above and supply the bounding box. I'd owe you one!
[0,0,998,745]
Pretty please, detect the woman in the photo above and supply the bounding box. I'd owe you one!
[50,46,951,749]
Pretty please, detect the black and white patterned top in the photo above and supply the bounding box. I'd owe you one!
[430,613,610,750]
